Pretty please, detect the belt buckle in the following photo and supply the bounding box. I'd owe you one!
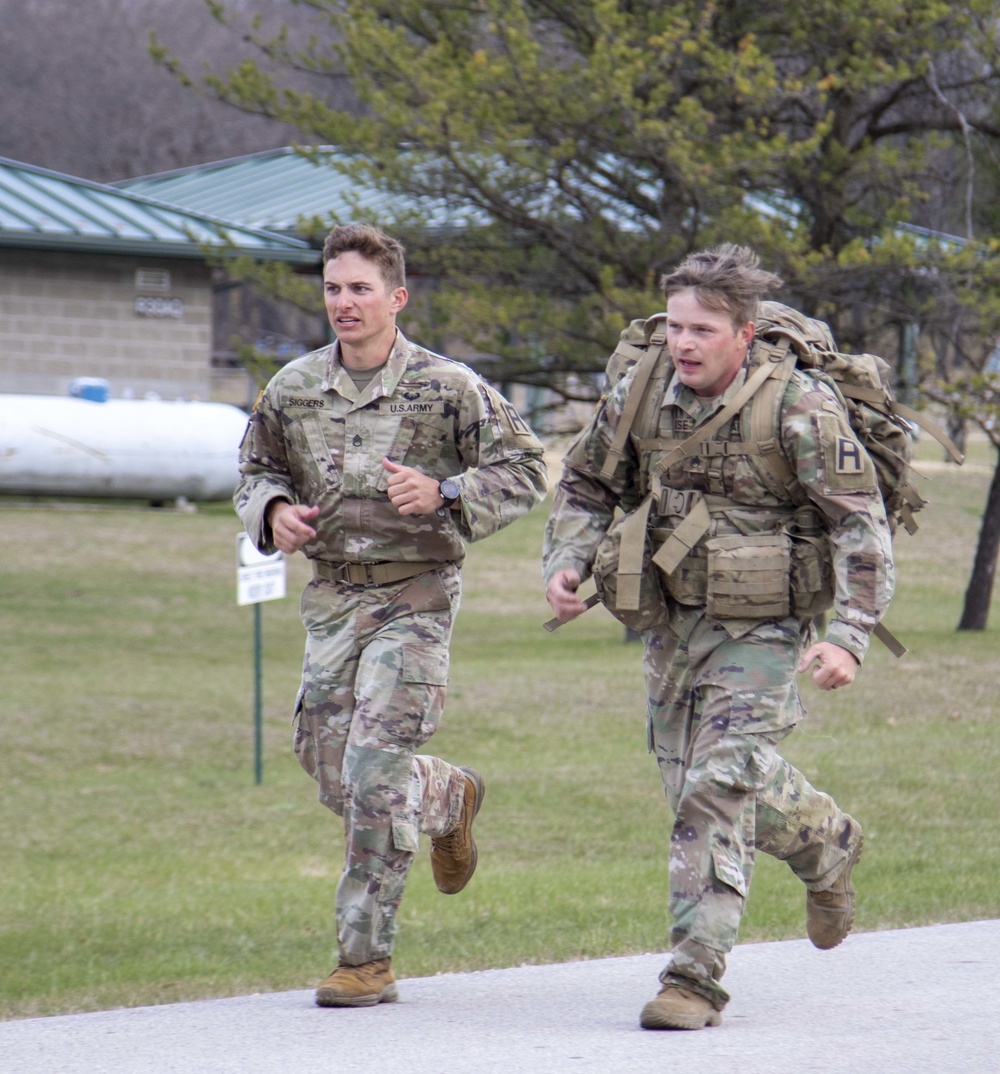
[348,562,384,585]
[344,562,375,585]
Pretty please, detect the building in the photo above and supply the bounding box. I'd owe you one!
[114,147,561,425]
[0,156,319,403]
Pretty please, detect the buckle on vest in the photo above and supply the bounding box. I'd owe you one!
[658,487,698,517]
[701,441,740,457]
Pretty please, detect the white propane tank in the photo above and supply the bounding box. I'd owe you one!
[0,393,251,501]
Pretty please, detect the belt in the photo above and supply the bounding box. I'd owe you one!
[312,559,443,586]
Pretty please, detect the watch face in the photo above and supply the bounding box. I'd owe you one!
[440,479,460,501]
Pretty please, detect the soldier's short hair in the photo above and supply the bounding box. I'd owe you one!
[322,224,406,291]
[660,244,783,330]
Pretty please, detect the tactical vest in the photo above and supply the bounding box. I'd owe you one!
[593,307,962,652]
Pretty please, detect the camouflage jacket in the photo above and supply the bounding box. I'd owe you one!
[543,343,895,661]
[236,330,547,565]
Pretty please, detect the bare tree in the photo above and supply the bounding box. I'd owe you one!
[0,0,349,180]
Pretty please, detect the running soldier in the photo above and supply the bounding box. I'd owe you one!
[236,224,547,1008]
[544,244,893,1029]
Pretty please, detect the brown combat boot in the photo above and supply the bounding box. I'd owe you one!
[430,766,485,894]
[807,820,864,950]
[640,985,723,1030]
[315,957,398,1007]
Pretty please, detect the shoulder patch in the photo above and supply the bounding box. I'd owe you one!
[815,412,877,493]
[834,435,866,476]
[501,399,532,436]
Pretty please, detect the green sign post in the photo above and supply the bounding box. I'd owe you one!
[236,533,286,784]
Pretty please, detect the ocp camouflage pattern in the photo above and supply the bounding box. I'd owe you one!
[294,566,468,964]
[237,329,547,565]
[236,330,546,967]
[544,343,894,661]
[543,329,890,1009]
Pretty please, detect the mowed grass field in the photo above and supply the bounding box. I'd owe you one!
[1,434,998,1019]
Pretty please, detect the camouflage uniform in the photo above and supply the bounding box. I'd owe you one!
[543,340,894,1010]
[236,329,547,966]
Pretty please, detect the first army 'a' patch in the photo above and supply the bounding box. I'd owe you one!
[835,435,865,475]
[816,411,876,494]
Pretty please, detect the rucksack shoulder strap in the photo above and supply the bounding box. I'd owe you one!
[600,316,671,480]
[745,339,799,497]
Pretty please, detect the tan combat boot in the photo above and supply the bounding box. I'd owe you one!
[807,820,864,950]
[640,986,722,1030]
[430,766,485,894]
[315,957,398,1007]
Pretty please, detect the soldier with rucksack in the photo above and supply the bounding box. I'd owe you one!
[543,244,896,1030]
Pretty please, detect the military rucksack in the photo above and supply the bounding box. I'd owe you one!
[603,301,962,536]
[550,302,964,652]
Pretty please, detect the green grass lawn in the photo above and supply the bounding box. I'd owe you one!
[1,434,997,1019]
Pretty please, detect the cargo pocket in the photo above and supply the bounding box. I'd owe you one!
[712,843,748,898]
[663,545,708,607]
[391,811,420,854]
[706,533,790,620]
[402,644,449,688]
[786,505,833,618]
[291,687,318,781]
[592,498,670,632]
[789,533,834,619]
[377,419,420,491]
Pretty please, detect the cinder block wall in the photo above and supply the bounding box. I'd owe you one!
[0,249,213,400]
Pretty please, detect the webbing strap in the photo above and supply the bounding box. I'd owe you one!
[616,493,656,610]
[600,343,667,480]
[651,497,711,576]
[635,437,781,458]
[873,621,908,658]
[836,382,888,407]
[611,339,649,365]
[885,399,965,465]
[747,346,798,495]
[542,592,601,633]
[652,352,789,479]
[833,384,964,465]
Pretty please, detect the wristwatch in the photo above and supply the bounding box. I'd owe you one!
[438,478,460,510]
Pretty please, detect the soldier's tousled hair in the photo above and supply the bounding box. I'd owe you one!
[322,224,406,291]
[660,244,783,331]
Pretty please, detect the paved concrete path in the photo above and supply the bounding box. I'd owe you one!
[3,919,997,1074]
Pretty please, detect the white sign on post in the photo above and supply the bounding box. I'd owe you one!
[236,532,286,605]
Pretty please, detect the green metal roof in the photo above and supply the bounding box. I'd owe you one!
[114,146,485,236]
[116,147,390,235]
[0,156,319,263]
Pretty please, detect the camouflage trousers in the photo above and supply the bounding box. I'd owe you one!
[644,612,856,1010]
[293,564,468,966]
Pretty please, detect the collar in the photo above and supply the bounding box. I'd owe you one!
[664,360,750,421]
[322,329,411,403]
